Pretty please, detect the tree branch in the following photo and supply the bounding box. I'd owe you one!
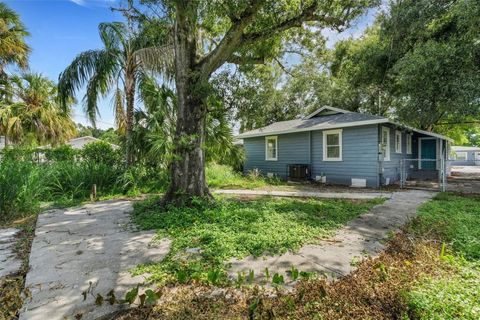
[226,55,265,65]
[198,0,266,77]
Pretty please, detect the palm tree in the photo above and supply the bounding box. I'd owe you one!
[58,22,171,165]
[0,73,76,145]
[0,3,30,100]
[0,3,30,75]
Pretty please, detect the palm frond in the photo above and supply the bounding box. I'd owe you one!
[99,22,129,51]
[134,45,175,81]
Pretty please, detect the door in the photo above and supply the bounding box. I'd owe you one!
[421,139,436,170]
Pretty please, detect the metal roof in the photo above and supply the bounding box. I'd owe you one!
[451,146,480,151]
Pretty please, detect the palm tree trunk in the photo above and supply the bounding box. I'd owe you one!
[125,71,135,166]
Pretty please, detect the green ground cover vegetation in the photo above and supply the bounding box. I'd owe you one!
[131,195,383,285]
[403,193,480,319]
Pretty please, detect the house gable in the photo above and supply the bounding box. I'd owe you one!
[303,106,352,119]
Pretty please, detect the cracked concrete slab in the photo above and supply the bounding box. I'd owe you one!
[228,190,435,281]
[214,189,392,199]
[0,227,22,278]
[20,200,170,320]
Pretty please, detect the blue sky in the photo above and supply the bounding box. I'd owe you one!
[5,0,123,128]
[4,0,378,129]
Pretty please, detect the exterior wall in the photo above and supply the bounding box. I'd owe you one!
[243,132,310,178]
[379,126,451,183]
[311,125,379,187]
[451,151,479,166]
[243,125,380,188]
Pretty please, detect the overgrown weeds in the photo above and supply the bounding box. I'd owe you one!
[108,192,480,319]
[0,215,36,320]
[131,195,382,285]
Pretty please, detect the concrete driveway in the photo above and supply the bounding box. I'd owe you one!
[449,166,480,193]
[20,200,170,320]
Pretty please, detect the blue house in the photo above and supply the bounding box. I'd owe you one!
[236,106,452,188]
[450,146,480,166]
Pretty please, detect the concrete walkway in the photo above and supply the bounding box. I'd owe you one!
[0,228,22,278]
[215,189,392,200]
[229,190,435,281]
[20,200,171,320]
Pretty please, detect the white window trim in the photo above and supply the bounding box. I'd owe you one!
[381,126,391,161]
[455,151,467,161]
[395,130,402,154]
[323,129,343,161]
[406,133,412,154]
[265,136,278,161]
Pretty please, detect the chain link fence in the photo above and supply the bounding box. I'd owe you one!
[399,157,447,191]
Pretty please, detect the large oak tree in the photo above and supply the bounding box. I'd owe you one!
[156,0,377,204]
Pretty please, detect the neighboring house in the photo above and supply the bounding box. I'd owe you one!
[451,146,480,166]
[67,136,119,150]
[237,106,452,188]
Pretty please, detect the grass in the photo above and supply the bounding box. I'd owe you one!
[131,195,383,284]
[206,163,282,189]
[404,261,480,320]
[408,192,480,260]
[402,192,480,319]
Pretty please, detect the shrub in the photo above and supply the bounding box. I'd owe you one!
[44,144,77,162]
[81,141,121,167]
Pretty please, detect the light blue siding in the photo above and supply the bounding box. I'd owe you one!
[380,125,409,184]
[243,132,310,178]
[243,125,380,188]
[311,125,379,187]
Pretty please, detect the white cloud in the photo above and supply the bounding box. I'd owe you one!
[69,0,86,6]
[69,0,117,8]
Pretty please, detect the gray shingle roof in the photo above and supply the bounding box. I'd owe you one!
[237,112,387,138]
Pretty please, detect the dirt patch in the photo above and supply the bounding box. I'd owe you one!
[105,232,451,320]
[0,216,36,320]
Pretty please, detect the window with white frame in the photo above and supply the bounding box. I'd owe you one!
[381,127,390,161]
[395,130,402,153]
[406,133,412,154]
[323,129,342,161]
[265,136,278,161]
[455,152,467,161]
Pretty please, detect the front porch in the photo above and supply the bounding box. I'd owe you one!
[400,132,450,190]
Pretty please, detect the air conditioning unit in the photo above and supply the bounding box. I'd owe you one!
[288,164,310,180]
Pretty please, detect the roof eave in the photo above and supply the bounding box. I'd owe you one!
[236,119,389,139]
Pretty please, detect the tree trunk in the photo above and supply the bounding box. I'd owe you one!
[125,71,135,166]
[163,2,210,205]
[163,78,209,204]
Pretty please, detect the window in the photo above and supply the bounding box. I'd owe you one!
[455,152,467,161]
[323,129,342,161]
[395,130,402,153]
[381,127,390,161]
[265,136,277,161]
[406,133,412,154]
